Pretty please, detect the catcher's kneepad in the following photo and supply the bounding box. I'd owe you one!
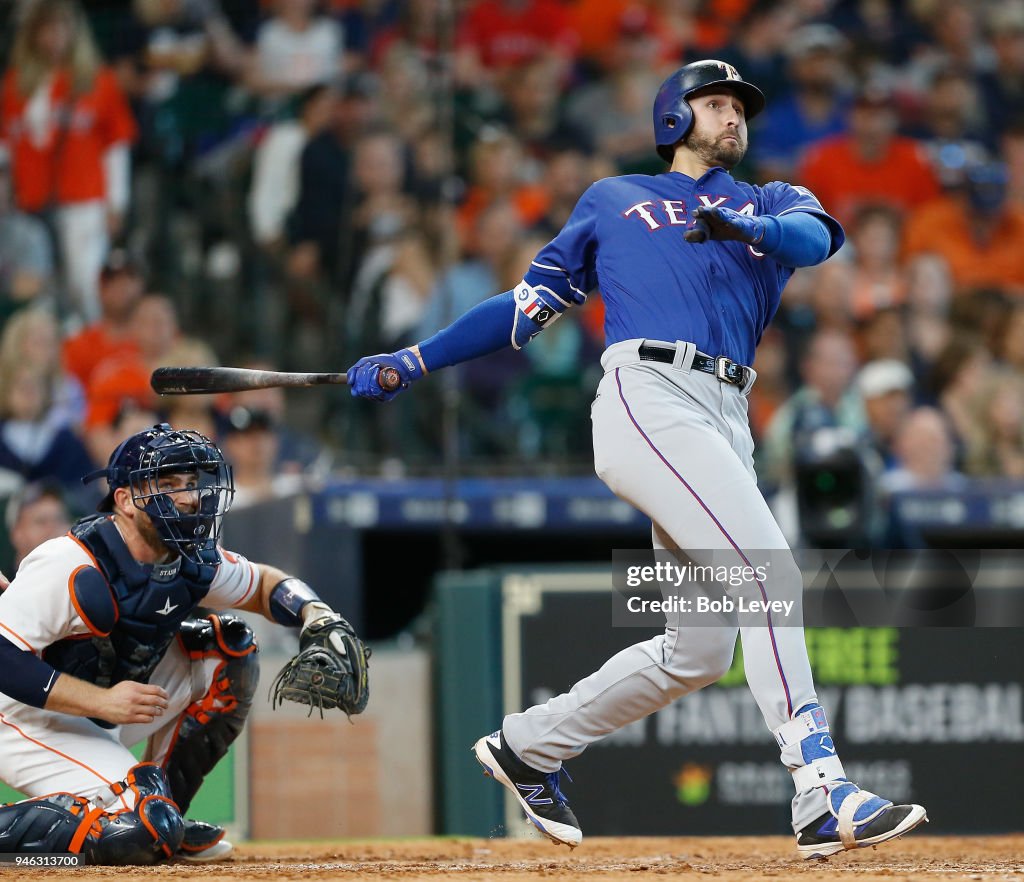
[0,763,184,865]
[166,614,259,813]
[270,613,371,718]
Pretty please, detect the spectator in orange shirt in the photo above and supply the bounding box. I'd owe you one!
[61,248,143,389]
[81,292,220,466]
[796,83,940,227]
[84,293,182,433]
[567,0,633,71]
[1,0,137,323]
[903,160,1024,295]
[456,130,547,255]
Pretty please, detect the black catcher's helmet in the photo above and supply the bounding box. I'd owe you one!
[83,423,234,564]
[653,59,766,161]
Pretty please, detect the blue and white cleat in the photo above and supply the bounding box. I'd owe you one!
[472,731,582,848]
[796,782,928,860]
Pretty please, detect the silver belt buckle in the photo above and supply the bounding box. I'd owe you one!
[714,355,735,383]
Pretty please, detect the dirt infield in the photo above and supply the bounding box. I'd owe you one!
[5,835,1022,882]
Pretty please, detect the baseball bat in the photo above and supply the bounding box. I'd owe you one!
[151,366,402,395]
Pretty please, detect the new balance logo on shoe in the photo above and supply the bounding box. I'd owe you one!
[472,731,583,848]
[516,783,553,805]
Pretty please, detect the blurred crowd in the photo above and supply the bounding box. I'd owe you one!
[0,0,1022,557]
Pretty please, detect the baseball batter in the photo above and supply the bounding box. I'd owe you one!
[0,424,369,864]
[348,61,927,858]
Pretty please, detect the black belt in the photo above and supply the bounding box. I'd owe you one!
[638,344,752,390]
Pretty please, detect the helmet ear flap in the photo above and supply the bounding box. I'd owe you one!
[655,107,692,162]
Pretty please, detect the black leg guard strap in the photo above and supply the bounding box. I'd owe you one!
[0,763,184,865]
[166,613,259,812]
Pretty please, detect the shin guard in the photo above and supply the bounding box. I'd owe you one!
[0,763,184,865]
[164,614,259,812]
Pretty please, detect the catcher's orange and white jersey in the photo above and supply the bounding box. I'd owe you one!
[0,535,259,809]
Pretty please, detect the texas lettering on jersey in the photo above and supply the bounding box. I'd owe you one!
[532,169,841,366]
[623,195,766,257]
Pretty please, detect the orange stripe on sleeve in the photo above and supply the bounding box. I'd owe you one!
[0,621,36,653]
[237,564,258,607]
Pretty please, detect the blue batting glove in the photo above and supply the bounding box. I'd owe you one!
[684,206,766,245]
[346,348,425,402]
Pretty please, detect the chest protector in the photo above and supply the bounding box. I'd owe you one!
[43,515,218,691]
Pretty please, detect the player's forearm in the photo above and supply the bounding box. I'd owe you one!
[417,291,519,370]
[48,674,169,725]
[418,267,583,370]
[349,270,582,397]
[240,563,293,622]
[43,671,107,717]
[758,212,832,267]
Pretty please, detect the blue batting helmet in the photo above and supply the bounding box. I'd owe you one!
[653,60,766,162]
[83,423,234,564]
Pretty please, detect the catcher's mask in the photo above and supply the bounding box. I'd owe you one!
[83,423,235,564]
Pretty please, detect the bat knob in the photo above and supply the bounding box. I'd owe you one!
[378,367,403,393]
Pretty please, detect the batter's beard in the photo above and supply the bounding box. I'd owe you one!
[685,130,747,170]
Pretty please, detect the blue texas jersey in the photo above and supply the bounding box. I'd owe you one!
[532,168,844,366]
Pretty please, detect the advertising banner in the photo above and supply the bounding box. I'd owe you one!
[504,570,1024,835]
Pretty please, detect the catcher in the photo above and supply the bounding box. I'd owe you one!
[0,423,369,865]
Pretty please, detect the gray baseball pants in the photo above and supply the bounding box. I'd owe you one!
[502,338,831,830]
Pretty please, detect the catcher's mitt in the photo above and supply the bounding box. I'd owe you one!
[270,613,371,718]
